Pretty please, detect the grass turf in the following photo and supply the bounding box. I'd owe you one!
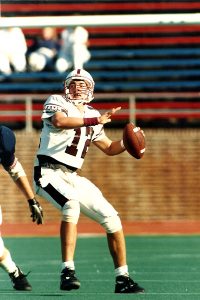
[0,235,200,299]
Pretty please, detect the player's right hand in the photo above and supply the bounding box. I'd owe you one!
[98,107,121,124]
[28,198,44,225]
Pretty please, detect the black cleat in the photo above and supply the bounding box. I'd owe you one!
[60,267,81,291]
[9,266,32,291]
[115,275,145,294]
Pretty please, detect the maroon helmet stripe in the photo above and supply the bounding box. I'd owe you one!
[77,69,81,74]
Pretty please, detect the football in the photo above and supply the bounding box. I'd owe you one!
[123,123,146,159]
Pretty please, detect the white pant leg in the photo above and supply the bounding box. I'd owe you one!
[0,52,12,74]
[10,53,26,72]
[73,45,91,69]
[34,167,80,221]
[34,167,120,230]
[74,175,119,223]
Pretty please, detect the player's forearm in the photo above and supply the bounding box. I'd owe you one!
[7,158,35,200]
[51,107,122,129]
[105,140,126,156]
[52,115,99,129]
[95,139,125,156]
[15,176,35,200]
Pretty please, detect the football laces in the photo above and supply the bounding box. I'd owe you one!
[133,127,140,133]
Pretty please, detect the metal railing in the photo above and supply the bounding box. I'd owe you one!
[0,92,199,132]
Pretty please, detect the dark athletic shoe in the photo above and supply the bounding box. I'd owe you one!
[115,275,145,293]
[9,266,32,291]
[60,267,81,291]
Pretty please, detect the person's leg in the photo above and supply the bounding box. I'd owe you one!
[0,53,12,74]
[34,168,81,291]
[0,206,31,291]
[59,220,80,290]
[0,247,18,273]
[28,50,47,71]
[106,229,144,293]
[107,229,127,268]
[0,246,32,291]
[60,220,77,262]
[11,52,26,72]
[77,176,145,293]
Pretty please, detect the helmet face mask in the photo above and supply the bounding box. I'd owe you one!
[64,69,94,104]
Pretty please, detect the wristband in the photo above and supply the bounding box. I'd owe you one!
[120,139,125,149]
[8,159,26,181]
[83,117,99,126]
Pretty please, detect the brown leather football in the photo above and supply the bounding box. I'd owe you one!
[123,123,146,159]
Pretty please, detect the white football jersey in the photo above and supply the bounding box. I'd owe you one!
[35,94,105,169]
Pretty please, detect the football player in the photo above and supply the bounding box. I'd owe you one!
[34,69,144,293]
[0,125,43,291]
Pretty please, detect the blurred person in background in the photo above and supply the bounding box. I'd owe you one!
[0,125,43,291]
[56,26,91,73]
[28,27,60,72]
[0,27,27,75]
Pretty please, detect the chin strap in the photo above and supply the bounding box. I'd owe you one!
[65,91,93,104]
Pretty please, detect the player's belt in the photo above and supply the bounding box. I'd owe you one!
[37,155,77,173]
[40,162,77,173]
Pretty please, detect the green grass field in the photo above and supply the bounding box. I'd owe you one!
[1,235,200,299]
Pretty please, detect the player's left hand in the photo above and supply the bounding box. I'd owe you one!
[28,198,43,225]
